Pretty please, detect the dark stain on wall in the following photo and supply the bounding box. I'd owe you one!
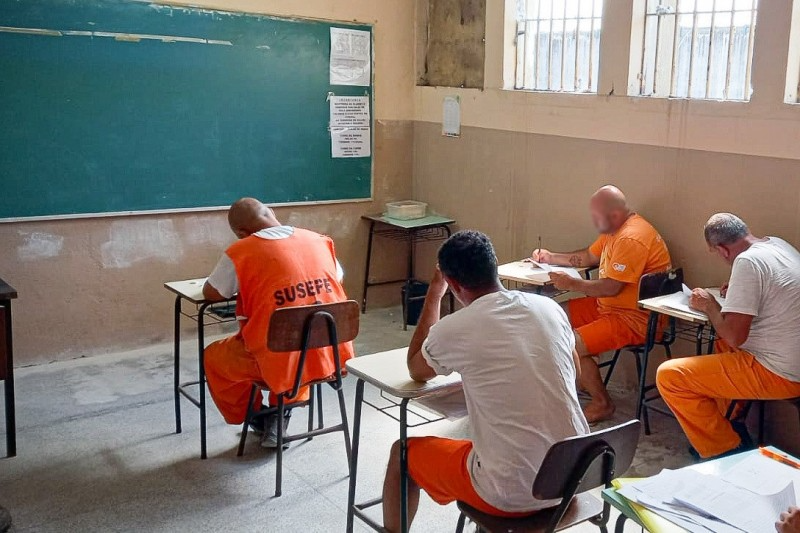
[418,0,486,88]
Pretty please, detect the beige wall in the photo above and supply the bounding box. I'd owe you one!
[0,0,416,365]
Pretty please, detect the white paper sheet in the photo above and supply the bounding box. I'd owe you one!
[329,95,370,128]
[329,95,371,158]
[721,453,800,497]
[330,27,371,86]
[331,127,370,158]
[442,95,460,137]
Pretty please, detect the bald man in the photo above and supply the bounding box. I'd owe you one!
[532,185,671,423]
[657,214,800,459]
[202,198,354,448]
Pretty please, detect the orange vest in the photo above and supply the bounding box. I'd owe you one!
[226,228,355,395]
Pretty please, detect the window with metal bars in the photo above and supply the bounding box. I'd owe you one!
[514,0,603,93]
[635,0,758,100]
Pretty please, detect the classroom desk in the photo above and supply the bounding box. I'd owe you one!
[498,260,591,296]
[164,278,236,460]
[345,348,464,533]
[602,447,784,533]
[0,278,18,458]
[636,291,719,430]
[361,214,456,329]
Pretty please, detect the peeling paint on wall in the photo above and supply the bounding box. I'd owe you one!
[183,215,234,247]
[100,219,183,268]
[17,231,64,261]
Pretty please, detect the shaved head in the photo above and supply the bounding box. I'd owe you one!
[589,185,631,234]
[227,197,280,239]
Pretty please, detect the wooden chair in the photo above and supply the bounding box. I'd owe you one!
[599,268,683,434]
[455,420,641,533]
[236,300,359,497]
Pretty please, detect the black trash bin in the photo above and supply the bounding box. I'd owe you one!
[402,281,429,326]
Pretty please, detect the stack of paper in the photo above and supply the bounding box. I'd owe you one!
[660,284,724,319]
[618,454,800,533]
[526,261,583,280]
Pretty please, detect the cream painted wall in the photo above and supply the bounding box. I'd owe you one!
[414,0,800,161]
[0,0,417,365]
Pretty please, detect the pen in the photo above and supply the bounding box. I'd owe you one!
[759,447,800,469]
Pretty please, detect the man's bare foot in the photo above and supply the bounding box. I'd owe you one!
[583,401,616,424]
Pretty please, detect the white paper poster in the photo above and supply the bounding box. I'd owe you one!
[330,27,371,86]
[442,95,461,137]
[330,95,371,158]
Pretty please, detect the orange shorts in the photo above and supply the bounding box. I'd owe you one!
[407,437,532,518]
[567,297,644,355]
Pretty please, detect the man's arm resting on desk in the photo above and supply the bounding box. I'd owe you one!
[202,281,227,302]
[549,275,626,298]
[407,271,448,383]
[532,247,600,268]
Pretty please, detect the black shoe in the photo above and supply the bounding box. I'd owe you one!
[261,411,292,449]
[248,411,270,435]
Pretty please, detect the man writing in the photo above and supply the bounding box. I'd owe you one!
[532,185,671,423]
[202,198,353,448]
[657,213,800,459]
[382,230,588,532]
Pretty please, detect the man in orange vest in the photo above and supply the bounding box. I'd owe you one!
[532,185,672,423]
[202,198,354,448]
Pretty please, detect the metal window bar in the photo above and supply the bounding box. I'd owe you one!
[641,0,757,101]
[514,0,602,93]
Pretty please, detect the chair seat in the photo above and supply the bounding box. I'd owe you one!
[457,493,604,533]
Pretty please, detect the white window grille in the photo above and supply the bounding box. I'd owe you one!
[514,0,603,93]
[636,0,758,100]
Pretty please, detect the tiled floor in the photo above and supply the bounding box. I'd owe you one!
[0,306,694,532]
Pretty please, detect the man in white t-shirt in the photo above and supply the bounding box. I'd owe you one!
[657,213,800,460]
[380,230,589,532]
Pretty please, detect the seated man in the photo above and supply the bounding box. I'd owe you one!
[382,230,589,533]
[532,185,671,423]
[202,198,354,448]
[657,213,800,459]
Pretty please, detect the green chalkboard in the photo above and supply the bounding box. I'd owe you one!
[0,0,373,219]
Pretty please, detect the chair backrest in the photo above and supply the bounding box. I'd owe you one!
[532,420,641,500]
[267,300,360,353]
[638,267,683,301]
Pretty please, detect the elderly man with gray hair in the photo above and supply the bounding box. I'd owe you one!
[657,213,800,460]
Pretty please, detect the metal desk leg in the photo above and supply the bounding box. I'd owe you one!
[695,324,705,355]
[614,513,628,533]
[3,301,15,458]
[346,379,365,533]
[706,327,716,355]
[173,296,182,434]
[400,398,410,533]
[198,303,210,460]
[361,220,376,314]
[636,311,659,423]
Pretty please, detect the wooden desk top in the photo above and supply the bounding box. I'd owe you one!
[346,348,462,399]
[0,278,17,300]
[498,261,588,287]
[638,288,722,325]
[362,213,456,230]
[164,278,214,305]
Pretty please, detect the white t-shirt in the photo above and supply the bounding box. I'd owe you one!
[722,237,800,382]
[207,226,344,299]
[421,290,590,513]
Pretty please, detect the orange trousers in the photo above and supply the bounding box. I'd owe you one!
[656,347,800,458]
[204,335,309,425]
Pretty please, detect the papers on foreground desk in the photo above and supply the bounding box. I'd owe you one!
[618,453,798,533]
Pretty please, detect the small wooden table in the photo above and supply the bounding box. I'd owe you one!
[0,277,18,458]
[498,260,591,296]
[345,348,464,533]
[164,278,236,459]
[361,214,456,329]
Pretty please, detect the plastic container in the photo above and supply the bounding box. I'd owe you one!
[385,200,427,220]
